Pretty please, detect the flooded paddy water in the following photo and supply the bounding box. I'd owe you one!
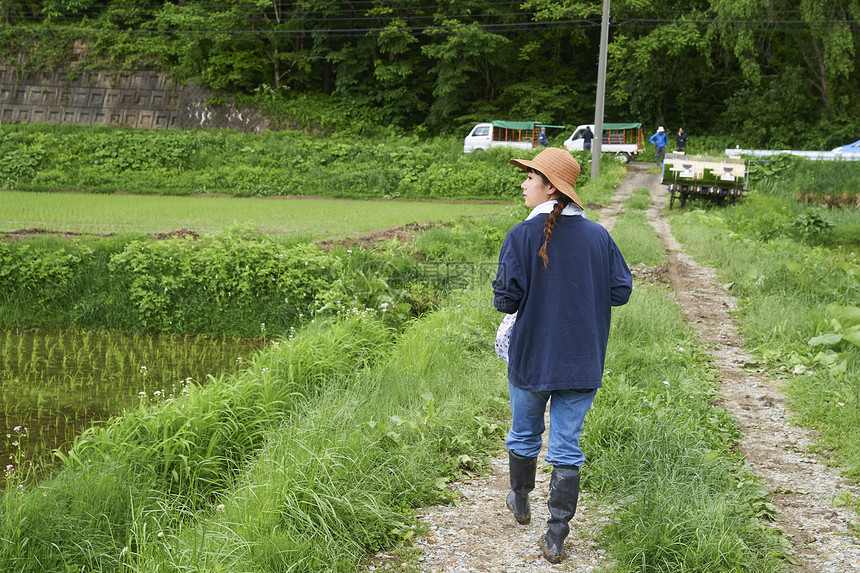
[1,328,264,485]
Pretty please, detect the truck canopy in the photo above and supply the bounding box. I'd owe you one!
[484,120,565,144]
[490,120,565,129]
[602,122,642,130]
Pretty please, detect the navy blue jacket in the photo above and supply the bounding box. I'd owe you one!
[493,214,632,391]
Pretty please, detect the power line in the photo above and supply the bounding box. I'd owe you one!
[2,3,859,37]
[13,12,543,25]
[4,2,852,22]
[0,19,602,38]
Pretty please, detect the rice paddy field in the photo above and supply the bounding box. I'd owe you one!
[1,329,264,482]
[0,190,507,240]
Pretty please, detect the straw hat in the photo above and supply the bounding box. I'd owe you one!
[510,147,583,209]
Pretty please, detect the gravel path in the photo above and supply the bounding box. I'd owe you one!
[641,168,860,572]
[366,164,859,572]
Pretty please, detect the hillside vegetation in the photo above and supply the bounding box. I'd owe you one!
[0,122,567,198]
[2,0,858,146]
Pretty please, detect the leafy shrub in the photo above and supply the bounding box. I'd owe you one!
[0,241,92,306]
[0,229,454,337]
[108,235,344,334]
[746,154,797,186]
[791,210,834,242]
[0,123,563,200]
[0,130,48,187]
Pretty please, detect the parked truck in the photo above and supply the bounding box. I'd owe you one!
[563,123,643,163]
[463,121,563,153]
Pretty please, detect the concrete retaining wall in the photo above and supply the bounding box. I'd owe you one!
[0,65,272,132]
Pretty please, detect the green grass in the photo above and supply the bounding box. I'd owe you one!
[0,156,827,572]
[624,187,653,211]
[592,285,785,571]
[665,170,860,479]
[579,159,628,209]
[0,286,510,572]
[0,190,506,239]
[125,291,509,572]
[610,188,666,267]
[671,206,860,478]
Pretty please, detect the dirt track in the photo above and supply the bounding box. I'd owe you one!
[633,164,860,573]
[367,164,859,573]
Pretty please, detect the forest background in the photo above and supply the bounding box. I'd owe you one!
[1,0,859,148]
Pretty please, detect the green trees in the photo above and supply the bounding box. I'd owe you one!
[706,0,860,146]
[0,0,858,146]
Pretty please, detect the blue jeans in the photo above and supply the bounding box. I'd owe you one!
[655,146,666,164]
[506,384,597,467]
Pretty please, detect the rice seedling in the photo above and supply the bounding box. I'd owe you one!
[0,329,264,481]
[0,190,506,240]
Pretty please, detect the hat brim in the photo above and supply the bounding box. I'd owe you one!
[510,157,584,210]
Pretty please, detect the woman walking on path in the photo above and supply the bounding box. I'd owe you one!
[492,147,633,563]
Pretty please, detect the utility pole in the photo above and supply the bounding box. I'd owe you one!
[591,0,610,181]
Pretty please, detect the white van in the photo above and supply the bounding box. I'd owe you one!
[464,121,562,153]
[564,123,643,163]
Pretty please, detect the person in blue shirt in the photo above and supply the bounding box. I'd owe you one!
[538,126,548,146]
[649,126,668,163]
[493,147,633,563]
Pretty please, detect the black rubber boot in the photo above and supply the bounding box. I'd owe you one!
[539,465,580,563]
[505,451,537,525]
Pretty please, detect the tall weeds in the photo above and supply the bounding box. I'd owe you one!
[0,232,436,338]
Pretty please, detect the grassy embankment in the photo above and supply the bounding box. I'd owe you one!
[0,129,623,340]
[2,163,790,572]
[0,199,507,338]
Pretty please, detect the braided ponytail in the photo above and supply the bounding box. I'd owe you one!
[538,194,573,268]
